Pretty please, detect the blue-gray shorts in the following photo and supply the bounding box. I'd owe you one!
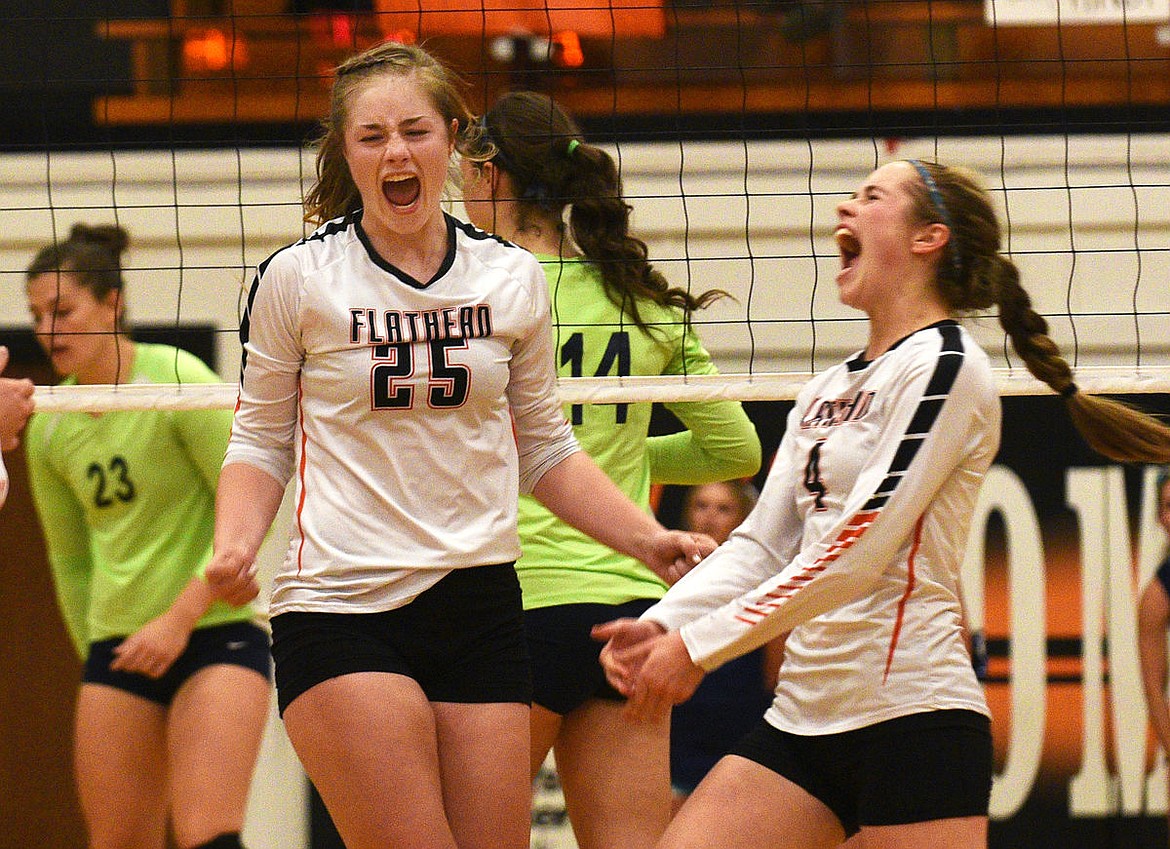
[83,620,271,707]
[524,598,657,715]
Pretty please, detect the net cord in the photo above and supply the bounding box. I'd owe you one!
[29,366,1170,413]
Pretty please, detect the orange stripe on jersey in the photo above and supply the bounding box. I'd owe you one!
[228,392,242,441]
[883,513,923,683]
[761,569,827,602]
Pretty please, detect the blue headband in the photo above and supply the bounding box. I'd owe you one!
[908,159,962,279]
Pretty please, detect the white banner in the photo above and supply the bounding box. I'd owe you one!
[985,0,1170,24]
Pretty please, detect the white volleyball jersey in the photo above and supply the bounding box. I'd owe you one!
[225,212,579,616]
[645,321,997,734]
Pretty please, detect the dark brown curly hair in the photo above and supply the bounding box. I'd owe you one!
[465,90,726,335]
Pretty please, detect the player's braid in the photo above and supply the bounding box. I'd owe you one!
[984,201,1170,462]
[922,160,1170,464]
[992,261,1076,394]
[920,160,1076,394]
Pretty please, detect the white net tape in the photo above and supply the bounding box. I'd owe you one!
[30,365,1170,414]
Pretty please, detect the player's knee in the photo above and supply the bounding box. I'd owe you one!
[189,833,245,849]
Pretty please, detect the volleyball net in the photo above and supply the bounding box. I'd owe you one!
[2,1,1169,412]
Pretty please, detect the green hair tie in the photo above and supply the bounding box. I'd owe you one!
[566,139,581,157]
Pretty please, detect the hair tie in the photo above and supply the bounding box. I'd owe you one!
[907,159,963,280]
[566,139,581,157]
[1060,382,1079,398]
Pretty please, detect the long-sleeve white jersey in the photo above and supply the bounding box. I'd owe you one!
[225,212,580,616]
[644,321,997,734]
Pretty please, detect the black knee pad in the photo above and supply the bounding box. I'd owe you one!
[191,833,245,849]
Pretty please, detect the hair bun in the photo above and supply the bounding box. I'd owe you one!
[69,223,130,254]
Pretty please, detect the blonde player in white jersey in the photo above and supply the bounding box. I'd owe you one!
[205,42,713,849]
[597,159,1170,849]
[0,346,35,508]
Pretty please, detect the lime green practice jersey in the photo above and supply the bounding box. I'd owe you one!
[26,343,252,656]
[517,256,761,609]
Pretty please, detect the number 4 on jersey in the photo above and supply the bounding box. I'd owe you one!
[804,439,828,511]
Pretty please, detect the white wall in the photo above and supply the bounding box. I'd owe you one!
[243,488,308,849]
[3,133,1170,847]
[3,134,1169,381]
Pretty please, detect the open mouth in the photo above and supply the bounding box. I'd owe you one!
[835,227,860,269]
[382,175,421,208]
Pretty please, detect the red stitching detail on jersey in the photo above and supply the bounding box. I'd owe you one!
[737,607,769,624]
[740,510,880,622]
[760,570,824,604]
[883,513,923,683]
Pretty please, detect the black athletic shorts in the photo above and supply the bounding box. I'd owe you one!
[524,598,657,715]
[83,620,272,707]
[730,709,993,836]
[269,563,530,715]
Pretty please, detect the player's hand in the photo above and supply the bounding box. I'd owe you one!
[592,617,665,695]
[645,530,717,585]
[623,630,705,723]
[0,346,35,452]
[206,548,260,607]
[111,615,190,679]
